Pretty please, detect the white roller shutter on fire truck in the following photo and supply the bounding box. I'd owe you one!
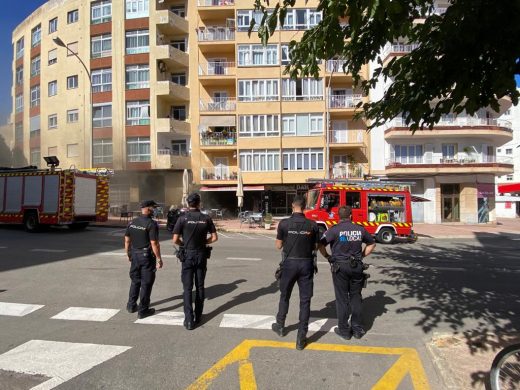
[74,176,97,216]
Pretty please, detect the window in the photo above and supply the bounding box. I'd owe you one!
[126,64,149,89]
[48,49,57,65]
[30,115,40,135]
[282,78,323,101]
[506,148,513,155]
[67,9,79,24]
[93,139,113,164]
[67,144,79,158]
[49,17,58,33]
[92,68,112,93]
[171,140,188,156]
[127,137,151,162]
[48,80,58,96]
[282,113,324,136]
[237,10,272,32]
[170,5,185,17]
[171,106,186,121]
[93,104,112,128]
[67,75,78,89]
[171,73,186,86]
[91,34,112,58]
[126,100,150,125]
[30,85,40,107]
[239,115,279,137]
[15,122,23,142]
[126,30,149,54]
[442,144,457,159]
[31,25,41,47]
[67,109,79,123]
[239,149,280,171]
[497,148,502,153]
[238,79,279,102]
[238,44,278,66]
[15,37,24,60]
[170,40,186,52]
[15,66,23,85]
[30,56,41,76]
[48,146,58,156]
[283,9,322,30]
[281,44,291,65]
[30,148,41,167]
[126,0,149,19]
[67,42,78,56]
[91,0,112,24]
[48,114,58,129]
[15,94,24,113]
[393,145,423,164]
[282,148,324,170]
[506,174,514,181]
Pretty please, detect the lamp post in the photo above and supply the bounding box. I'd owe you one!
[53,37,93,168]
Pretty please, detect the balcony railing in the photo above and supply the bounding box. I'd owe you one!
[390,116,513,129]
[386,155,514,166]
[329,129,364,144]
[199,98,236,112]
[331,164,364,179]
[197,27,235,42]
[201,167,238,180]
[198,0,234,5]
[199,62,235,76]
[328,94,363,108]
[157,149,190,157]
[326,60,348,73]
[200,132,237,146]
[381,43,420,59]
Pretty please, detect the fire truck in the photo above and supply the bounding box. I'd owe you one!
[304,180,417,244]
[0,165,109,232]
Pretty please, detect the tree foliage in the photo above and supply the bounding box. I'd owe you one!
[252,0,520,130]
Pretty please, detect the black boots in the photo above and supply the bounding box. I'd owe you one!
[271,322,286,337]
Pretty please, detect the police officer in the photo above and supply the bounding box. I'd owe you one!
[172,193,218,330]
[124,200,163,319]
[272,195,319,350]
[319,206,376,340]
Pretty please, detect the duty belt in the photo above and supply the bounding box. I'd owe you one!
[286,256,313,261]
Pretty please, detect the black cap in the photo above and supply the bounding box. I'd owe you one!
[187,192,201,204]
[140,200,158,208]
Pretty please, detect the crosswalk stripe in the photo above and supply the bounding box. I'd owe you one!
[0,246,7,249]
[220,314,275,329]
[135,311,185,326]
[52,307,120,322]
[0,302,44,317]
[218,232,232,238]
[226,257,262,261]
[236,233,255,240]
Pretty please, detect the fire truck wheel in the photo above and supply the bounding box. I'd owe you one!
[376,228,395,244]
[24,212,40,233]
[68,222,89,231]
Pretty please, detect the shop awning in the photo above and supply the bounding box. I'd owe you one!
[200,185,264,192]
[498,182,520,194]
[411,195,431,202]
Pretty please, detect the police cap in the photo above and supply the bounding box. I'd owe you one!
[140,200,158,208]
[187,192,201,204]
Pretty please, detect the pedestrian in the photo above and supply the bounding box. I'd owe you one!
[319,206,376,340]
[124,200,163,319]
[172,192,218,330]
[166,204,183,233]
[271,195,320,350]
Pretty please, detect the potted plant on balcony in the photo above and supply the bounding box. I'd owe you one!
[264,213,273,230]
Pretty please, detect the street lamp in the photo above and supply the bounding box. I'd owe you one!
[53,37,93,168]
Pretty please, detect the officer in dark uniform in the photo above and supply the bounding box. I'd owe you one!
[124,200,163,319]
[172,193,218,330]
[272,195,319,350]
[319,206,376,340]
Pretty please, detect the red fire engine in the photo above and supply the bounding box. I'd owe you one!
[304,180,417,244]
[0,165,109,232]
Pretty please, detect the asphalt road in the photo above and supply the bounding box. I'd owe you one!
[0,225,519,389]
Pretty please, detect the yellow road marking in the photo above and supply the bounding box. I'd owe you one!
[186,339,430,390]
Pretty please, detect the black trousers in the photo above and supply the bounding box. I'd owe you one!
[128,251,156,314]
[276,258,314,335]
[181,250,207,322]
[331,261,364,334]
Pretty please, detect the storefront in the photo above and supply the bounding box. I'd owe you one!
[497,182,520,218]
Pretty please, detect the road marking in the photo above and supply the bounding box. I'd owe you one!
[30,249,67,253]
[255,233,275,240]
[135,311,185,326]
[237,233,255,240]
[0,340,131,390]
[0,246,7,249]
[52,307,119,322]
[98,251,175,259]
[0,302,44,317]
[220,314,275,329]
[187,339,430,390]
[226,257,262,261]
[218,232,232,238]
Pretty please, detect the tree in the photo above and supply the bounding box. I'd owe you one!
[252,0,520,130]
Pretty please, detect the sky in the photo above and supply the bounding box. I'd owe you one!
[0,1,46,125]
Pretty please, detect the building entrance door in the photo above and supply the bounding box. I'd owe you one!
[441,184,460,222]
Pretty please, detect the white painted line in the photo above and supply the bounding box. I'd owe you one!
[0,246,7,249]
[220,314,275,329]
[256,234,275,240]
[135,311,184,326]
[308,318,337,333]
[237,233,255,240]
[0,339,131,390]
[0,302,44,317]
[31,249,67,253]
[226,257,262,261]
[52,307,119,322]
[98,252,126,256]
[218,232,231,238]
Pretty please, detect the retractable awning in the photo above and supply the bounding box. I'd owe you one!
[411,195,431,202]
[200,185,264,192]
[498,183,520,194]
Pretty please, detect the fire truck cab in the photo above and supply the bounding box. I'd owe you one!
[304,181,417,244]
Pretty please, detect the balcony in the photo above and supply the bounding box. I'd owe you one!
[156,44,189,68]
[197,27,235,42]
[329,129,365,147]
[200,132,237,148]
[328,94,363,109]
[155,9,189,35]
[201,167,238,181]
[199,98,236,112]
[198,0,235,5]
[326,60,349,73]
[331,164,365,180]
[156,80,189,102]
[156,150,191,170]
[198,62,236,86]
[156,118,190,135]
